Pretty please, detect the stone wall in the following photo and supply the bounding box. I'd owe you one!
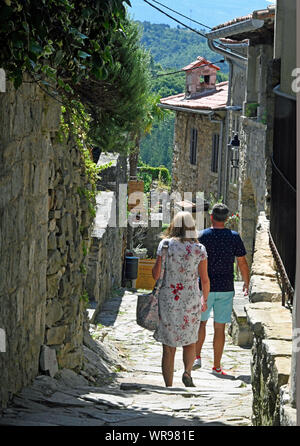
[172,111,220,200]
[0,79,93,407]
[0,80,58,407]
[46,136,94,371]
[86,153,127,322]
[243,212,295,425]
[246,302,293,425]
[238,118,268,268]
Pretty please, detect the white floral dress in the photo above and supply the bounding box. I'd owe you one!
[153,238,207,347]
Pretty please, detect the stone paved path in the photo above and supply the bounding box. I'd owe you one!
[0,283,253,427]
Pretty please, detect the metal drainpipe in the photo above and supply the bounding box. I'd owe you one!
[273,84,296,101]
[207,39,248,69]
[207,39,248,202]
[206,37,249,203]
[209,113,224,199]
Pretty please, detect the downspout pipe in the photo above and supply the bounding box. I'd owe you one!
[208,112,224,199]
[207,39,247,68]
[206,18,264,40]
[205,18,266,67]
[273,84,296,101]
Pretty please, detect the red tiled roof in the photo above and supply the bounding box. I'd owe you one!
[181,56,220,72]
[211,14,252,31]
[160,81,228,111]
[219,37,249,45]
[211,6,275,31]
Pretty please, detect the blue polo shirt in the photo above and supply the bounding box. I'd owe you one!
[198,228,246,292]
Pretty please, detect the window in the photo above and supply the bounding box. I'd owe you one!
[204,75,210,84]
[211,133,219,173]
[190,128,198,165]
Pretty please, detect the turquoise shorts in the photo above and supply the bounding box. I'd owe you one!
[201,291,235,324]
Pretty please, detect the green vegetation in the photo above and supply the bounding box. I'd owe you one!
[0,2,165,215]
[138,22,229,74]
[80,290,89,307]
[137,160,171,193]
[136,22,228,172]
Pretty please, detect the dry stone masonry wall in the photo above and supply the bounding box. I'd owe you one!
[46,136,94,372]
[244,213,295,425]
[0,79,59,406]
[0,78,93,407]
[86,153,127,322]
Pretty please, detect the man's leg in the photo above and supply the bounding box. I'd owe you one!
[194,292,214,362]
[162,344,176,387]
[213,322,226,369]
[212,291,234,370]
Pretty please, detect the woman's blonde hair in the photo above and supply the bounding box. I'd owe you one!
[162,211,198,242]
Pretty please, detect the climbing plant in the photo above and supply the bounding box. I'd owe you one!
[0,1,158,152]
[137,160,171,193]
[0,1,161,214]
[0,0,131,91]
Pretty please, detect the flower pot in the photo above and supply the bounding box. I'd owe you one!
[136,259,156,290]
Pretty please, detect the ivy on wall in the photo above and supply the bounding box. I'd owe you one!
[0,0,130,91]
[0,1,162,214]
[137,160,171,193]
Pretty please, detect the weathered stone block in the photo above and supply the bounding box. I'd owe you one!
[249,274,282,302]
[46,325,67,345]
[245,302,292,340]
[46,300,63,327]
[48,232,57,250]
[47,250,62,275]
[230,309,253,347]
[56,349,83,370]
[39,345,59,377]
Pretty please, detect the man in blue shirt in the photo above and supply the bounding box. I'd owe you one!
[194,203,250,376]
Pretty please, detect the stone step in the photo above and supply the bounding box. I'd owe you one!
[229,283,253,348]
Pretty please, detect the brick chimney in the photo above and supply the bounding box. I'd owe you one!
[182,57,220,98]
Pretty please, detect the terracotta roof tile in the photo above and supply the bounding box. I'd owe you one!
[219,37,249,44]
[211,5,275,31]
[160,82,228,111]
[182,56,220,72]
[211,14,252,31]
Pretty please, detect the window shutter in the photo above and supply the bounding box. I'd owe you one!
[211,133,219,173]
[190,128,198,165]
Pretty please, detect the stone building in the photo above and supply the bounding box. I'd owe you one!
[206,6,275,268]
[159,57,235,229]
[206,1,297,425]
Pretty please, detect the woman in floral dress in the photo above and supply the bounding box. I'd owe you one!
[152,211,210,387]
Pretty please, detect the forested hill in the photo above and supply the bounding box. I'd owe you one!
[137,21,228,173]
[137,21,229,74]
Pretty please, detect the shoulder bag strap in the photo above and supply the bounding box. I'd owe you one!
[153,240,169,295]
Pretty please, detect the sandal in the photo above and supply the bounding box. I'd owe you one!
[182,371,196,387]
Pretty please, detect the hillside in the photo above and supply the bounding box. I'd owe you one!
[138,21,229,73]
[137,22,228,172]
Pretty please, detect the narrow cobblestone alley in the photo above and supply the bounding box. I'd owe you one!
[0,283,252,427]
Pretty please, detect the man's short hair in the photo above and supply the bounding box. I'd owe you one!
[211,203,229,222]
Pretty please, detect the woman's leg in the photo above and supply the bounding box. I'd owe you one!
[182,343,196,376]
[162,344,176,387]
[195,320,207,358]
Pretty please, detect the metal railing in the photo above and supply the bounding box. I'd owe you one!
[268,229,294,308]
[269,85,296,307]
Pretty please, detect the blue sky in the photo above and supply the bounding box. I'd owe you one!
[128,0,275,29]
